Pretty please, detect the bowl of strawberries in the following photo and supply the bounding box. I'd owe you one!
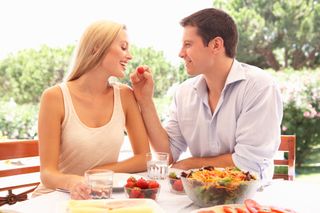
[124,176,160,200]
[168,172,185,194]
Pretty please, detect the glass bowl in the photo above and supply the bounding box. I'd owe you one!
[124,186,160,200]
[168,177,185,194]
[181,167,260,207]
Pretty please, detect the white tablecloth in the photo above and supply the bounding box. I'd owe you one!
[1,176,320,213]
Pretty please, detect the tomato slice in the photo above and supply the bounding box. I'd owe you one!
[270,206,287,213]
[257,209,272,213]
[236,207,249,213]
[270,206,297,213]
[223,206,235,213]
[244,199,262,213]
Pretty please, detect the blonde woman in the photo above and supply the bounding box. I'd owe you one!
[34,20,150,199]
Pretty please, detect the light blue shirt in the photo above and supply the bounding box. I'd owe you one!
[164,60,283,180]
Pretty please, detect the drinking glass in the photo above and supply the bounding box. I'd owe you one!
[85,169,113,199]
[146,152,169,180]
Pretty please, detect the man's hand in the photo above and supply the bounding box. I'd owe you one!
[171,154,235,170]
[171,158,195,170]
[129,65,154,106]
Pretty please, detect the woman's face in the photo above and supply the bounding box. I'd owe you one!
[100,29,133,78]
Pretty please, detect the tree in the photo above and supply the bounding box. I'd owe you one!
[214,0,320,70]
[120,45,179,98]
[0,45,74,104]
[0,44,180,104]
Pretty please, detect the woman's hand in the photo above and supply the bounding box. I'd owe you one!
[69,178,91,200]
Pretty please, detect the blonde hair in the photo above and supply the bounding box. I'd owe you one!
[65,20,125,81]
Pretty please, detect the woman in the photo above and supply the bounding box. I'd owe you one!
[34,20,150,199]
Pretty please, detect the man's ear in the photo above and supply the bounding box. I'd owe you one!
[208,37,224,54]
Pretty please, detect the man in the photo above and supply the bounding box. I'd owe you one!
[130,8,283,180]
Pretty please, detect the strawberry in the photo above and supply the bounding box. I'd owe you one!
[172,179,184,192]
[125,181,136,188]
[137,66,145,74]
[127,176,137,183]
[148,180,160,189]
[129,187,141,198]
[136,178,149,189]
[138,193,145,198]
[150,193,157,200]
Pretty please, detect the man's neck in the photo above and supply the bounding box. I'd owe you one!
[205,57,234,94]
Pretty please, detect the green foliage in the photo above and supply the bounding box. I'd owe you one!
[213,0,320,70]
[120,45,179,98]
[274,69,320,167]
[0,44,183,138]
[0,100,38,139]
[0,45,74,104]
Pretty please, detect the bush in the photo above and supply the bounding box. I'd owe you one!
[0,100,38,139]
[273,68,320,167]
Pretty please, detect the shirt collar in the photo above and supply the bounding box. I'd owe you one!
[192,59,246,93]
[225,59,246,86]
[192,75,207,100]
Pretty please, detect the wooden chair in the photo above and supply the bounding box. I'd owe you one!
[273,135,296,181]
[0,139,40,206]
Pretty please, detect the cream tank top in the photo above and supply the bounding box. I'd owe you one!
[33,82,125,196]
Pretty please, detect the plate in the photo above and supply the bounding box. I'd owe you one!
[191,204,246,213]
[60,198,165,213]
[113,173,143,192]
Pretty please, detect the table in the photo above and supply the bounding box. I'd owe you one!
[1,175,319,213]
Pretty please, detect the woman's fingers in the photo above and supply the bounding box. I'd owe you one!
[70,182,90,200]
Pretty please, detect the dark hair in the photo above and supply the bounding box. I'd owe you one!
[180,8,238,58]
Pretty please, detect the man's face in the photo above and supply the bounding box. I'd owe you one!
[179,26,213,76]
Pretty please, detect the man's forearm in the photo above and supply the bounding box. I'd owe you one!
[139,99,173,162]
[172,153,235,170]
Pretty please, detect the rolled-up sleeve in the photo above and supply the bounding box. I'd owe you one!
[232,80,283,180]
[164,93,188,162]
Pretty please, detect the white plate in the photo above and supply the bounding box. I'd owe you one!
[191,204,245,213]
[113,173,144,192]
[60,198,165,213]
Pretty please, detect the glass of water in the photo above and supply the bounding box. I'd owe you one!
[146,152,169,180]
[85,169,113,199]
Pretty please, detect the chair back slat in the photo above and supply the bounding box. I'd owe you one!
[0,139,40,206]
[0,140,38,160]
[273,135,296,181]
[0,166,40,177]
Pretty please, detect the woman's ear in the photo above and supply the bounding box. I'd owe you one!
[208,37,224,54]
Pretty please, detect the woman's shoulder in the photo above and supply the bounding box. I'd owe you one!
[40,84,63,103]
[113,82,134,97]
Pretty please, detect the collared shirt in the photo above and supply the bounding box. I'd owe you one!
[164,60,283,180]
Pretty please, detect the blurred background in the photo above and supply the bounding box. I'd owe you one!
[0,0,319,181]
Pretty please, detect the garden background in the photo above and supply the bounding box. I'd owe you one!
[0,0,319,180]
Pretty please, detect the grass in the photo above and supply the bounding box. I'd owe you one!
[296,173,320,183]
[295,166,320,183]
